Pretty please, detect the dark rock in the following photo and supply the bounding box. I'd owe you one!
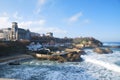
[33,48,50,54]
[9,62,20,65]
[79,50,86,55]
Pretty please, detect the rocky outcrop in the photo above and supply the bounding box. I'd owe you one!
[93,47,113,54]
[49,55,67,63]
[34,48,84,63]
[73,37,103,48]
[65,48,86,55]
[66,51,81,62]
[49,51,81,62]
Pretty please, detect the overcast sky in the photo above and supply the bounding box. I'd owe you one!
[0,0,120,42]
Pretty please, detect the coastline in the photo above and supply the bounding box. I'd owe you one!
[0,45,120,80]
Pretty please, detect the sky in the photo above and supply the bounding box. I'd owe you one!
[0,0,120,42]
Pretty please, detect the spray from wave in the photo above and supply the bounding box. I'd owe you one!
[82,56,120,73]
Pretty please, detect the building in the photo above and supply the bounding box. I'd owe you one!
[31,32,40,37]
[46,32,53,37]
[0,22,54,41]
[0,22,31,41]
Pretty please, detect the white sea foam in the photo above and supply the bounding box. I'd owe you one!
[82,49,120,73]
[1,59,120,80]
[1,48,120,80]
[82,56,120,73]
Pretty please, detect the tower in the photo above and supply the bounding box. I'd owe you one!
[11,22,18,40]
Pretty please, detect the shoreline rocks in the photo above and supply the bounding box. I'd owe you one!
[93,47,113,54]
[34,48,85,63]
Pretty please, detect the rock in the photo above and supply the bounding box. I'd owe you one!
[34,48,50,54]
[79,50,86,55]
[49,51,82,62]
[93,48,104,54]
[104,48,113,53]
[33,48,84,62]
[35,54,50,60]
[9,62,20,65]
[67,53,72,58]
[58,57,66,63]
[66,51,81,62]
[65,48,86,55]
[65,48,81,53]
[73,37,103,48]
[49,55,67,63]
[75,44,85,48]
[93,47,113,54]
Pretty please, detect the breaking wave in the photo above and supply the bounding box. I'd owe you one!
[82,49,120,73]
[82,56,120,73]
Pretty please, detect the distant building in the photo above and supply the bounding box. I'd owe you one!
[0,22,54,41]
[40,34,45,37]
[31,32,40,37]
[46,32,53,37]
[0,22,31,41]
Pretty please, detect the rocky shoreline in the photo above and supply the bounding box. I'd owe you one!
[0,37,116,64]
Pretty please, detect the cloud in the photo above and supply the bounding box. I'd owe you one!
[0,12,67,37]
[68,12,83,23]
[13,12,23,20]
[19,20,46,28]
[38,27,67,34]
[0,13,11,28]
[19,20,67,35]
[66,11,91,26]
[82,19,90,24]
[34,0,47,14]
[38,0,46,5]
[0,12,24,28]
[34,0,54,14]
[2,12,8,16]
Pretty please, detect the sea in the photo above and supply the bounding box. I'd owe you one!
[0,42,120,80]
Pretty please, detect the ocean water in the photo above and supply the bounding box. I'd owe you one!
[0,42,120,80]
[103,42,120,46]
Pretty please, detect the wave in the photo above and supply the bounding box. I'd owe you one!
[1,56,120,80]
[82,55,120,73]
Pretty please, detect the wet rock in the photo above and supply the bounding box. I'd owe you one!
[105,48,113,53]
[49,55,67,63]
[58,57,66,63]
[93,47,113,54]
[33,48,84,62]
[65,48,86,55]
[66,51,81,62]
